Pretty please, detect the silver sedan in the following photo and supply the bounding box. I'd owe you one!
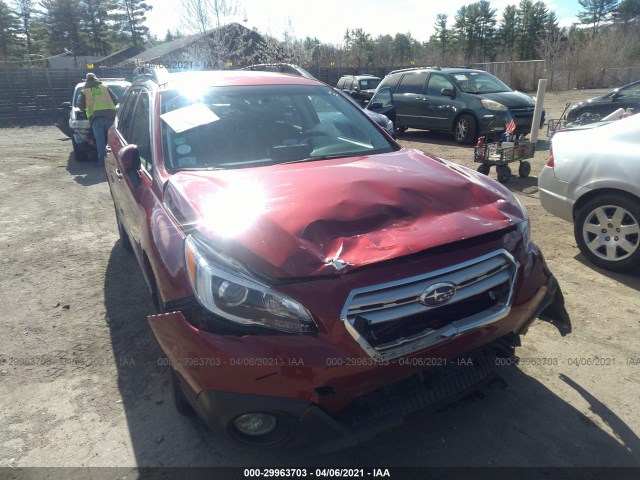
[538,114,640,272]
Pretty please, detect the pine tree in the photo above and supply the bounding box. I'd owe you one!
[434,13,448,63]
[114,0,151,47]
[40,0,86,56]
[498,5,518,61]
[12,0,36,56]
[578,0,619,37]
[80,0,116,56]
[0,0,20,60]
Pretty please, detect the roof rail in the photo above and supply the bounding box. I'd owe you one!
[132,66,171,85]
[387,66,434,75]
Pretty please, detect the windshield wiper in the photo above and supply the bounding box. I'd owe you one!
[281,154,350,165]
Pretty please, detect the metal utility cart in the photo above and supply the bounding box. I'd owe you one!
[473,137,535,184]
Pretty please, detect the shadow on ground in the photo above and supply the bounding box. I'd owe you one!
[102,244,640,469]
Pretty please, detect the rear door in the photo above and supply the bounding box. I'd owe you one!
[392,71,429,129]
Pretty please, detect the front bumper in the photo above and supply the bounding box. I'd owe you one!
[149,247,570,450]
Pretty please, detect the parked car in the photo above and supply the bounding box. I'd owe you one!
[566,79,640,123]
[60,78,131,161]
[242,64,395,137]
[367,67,544,144]
[106,69,570,452]
[336,74,382,105]
[538,114,640,272]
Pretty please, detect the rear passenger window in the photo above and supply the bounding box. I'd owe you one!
[116,89,140,140]
[128,91,152,172]
[396,72,428,94]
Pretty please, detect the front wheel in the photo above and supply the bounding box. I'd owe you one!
[574,194,640,271]
[453,114,477,145]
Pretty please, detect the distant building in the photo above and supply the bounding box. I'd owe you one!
[94,46,145,67]
[121,23,265,70]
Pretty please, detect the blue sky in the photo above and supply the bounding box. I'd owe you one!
[146,0,584,44]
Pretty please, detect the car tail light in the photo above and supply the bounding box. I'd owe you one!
[546,146,554,167]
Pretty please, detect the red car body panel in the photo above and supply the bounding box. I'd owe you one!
[164,149,525,279]
[105,70,570,450]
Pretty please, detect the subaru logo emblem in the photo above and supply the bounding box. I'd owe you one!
[419,282,457,307]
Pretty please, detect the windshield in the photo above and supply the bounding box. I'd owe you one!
[359,79,380,90]
[451,72,511,94]
[160,84,396,171]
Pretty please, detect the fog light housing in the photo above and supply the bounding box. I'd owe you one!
[233,413,277,436]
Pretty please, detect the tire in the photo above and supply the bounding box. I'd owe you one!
[477,164,490,175]
[396,126,407,135]
[574,193,640,272]
[496,165,511,184]
[171,369,195,416]
[518,161,531,178]
[72,137,89,162]
[454,114,478,145]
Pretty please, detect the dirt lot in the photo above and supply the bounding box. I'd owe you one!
[1,89,639,472]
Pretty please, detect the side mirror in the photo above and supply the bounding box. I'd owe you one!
[118,144,141,172]
[369,102,383,109]
[61,102,72,110]
[441,88,455,98]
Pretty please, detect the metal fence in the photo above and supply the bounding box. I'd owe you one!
[2,63,639,126]
[0,67,132,127]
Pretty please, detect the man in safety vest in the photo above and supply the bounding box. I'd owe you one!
[77,73,118,165]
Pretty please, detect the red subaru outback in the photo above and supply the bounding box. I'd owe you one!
[106,69,570,452]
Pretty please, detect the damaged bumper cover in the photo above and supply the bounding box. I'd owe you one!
[148,268,570,451]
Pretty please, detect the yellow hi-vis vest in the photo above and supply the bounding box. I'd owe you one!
[83,84,115,119]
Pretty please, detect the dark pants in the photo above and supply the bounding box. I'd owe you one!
[92,116,114,163]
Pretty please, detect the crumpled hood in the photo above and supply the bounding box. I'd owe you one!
[481,91,535,109]
[165,149,525,278]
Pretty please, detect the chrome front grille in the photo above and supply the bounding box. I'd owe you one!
[341,250,519,361]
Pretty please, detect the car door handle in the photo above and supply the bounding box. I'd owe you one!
[115,168,124,180]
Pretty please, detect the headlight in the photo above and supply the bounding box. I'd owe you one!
[184,235,317,334]
[481,99,508,111]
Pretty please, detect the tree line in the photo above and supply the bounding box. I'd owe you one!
[0,0,151,62]
[1,0,639,73]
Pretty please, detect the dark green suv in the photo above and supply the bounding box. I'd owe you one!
[367,67,544,144]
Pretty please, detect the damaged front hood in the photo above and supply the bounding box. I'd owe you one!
[165,149,525,278]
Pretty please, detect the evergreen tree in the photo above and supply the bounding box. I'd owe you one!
[80,0,116,55]
[578,0,619,37]
[477,0,497,61]
[12,0,36,56]
[516,0,548,60]
[0,0,20,60]
[344,28,374,68]
[40,0,85,56]
[434,13,448,63]
[498,5,518,60]
[612,0,640,26]
[392,32,412,65]
[114,0,151,47]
